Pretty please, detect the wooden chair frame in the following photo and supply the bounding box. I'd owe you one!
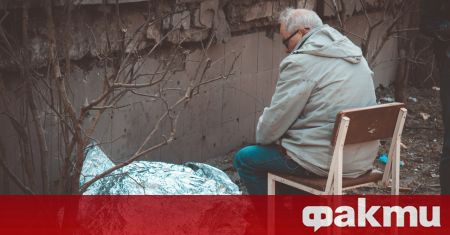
[267,103,408,195]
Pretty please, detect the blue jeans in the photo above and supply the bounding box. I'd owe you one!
[233,145,313,195]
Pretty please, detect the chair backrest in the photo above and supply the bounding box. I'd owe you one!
[331,102,405,145]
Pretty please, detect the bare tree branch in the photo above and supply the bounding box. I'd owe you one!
[45,0,85,193]
[22,0,50,194]
[368,1,413,64]
[0,139,34,194]
[1,1,240,195]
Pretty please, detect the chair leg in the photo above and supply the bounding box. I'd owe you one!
[325,150,336,194]
[382,142,395,186]
[391,139,401,195]
[383,108,407,187]
[267,174,275,235]
[329,117,349,195]
[267,197,275,235]
[334,149,343,195]
[268,174,276,195]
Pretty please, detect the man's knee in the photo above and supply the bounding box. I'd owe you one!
[233,145,259,169]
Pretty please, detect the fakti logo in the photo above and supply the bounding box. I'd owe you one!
[302,198,441,232]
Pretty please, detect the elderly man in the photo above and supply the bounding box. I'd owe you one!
[233,8,379,194]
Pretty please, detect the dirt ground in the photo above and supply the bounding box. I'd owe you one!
[206,86,444,195]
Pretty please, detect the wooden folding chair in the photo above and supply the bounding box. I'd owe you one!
[267,102,407,195]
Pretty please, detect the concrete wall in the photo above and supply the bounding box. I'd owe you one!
[69,31,285,164]
[92,24,397,164]
[0,0,404,193]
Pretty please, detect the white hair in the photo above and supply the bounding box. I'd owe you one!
[279,8,323,33]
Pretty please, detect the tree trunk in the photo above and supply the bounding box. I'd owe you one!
[394,1,416,102]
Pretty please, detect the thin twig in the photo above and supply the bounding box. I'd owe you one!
[369,1,413,65]
[0,139,34,194]
[23,1,49,194]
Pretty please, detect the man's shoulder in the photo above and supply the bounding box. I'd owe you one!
[280,53,315,67]
[280,52,334,74]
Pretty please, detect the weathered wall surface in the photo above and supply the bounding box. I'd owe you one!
[0,0,402,193]
[328,12,399,87]
[86,31,283,163]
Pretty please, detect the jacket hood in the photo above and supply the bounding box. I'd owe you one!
[292,24,363,64]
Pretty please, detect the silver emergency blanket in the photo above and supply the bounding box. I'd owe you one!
[80,145,241,195]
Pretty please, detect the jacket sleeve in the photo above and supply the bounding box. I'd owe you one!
[256,57,316,145]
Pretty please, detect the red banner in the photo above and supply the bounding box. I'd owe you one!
[0,195,449,234]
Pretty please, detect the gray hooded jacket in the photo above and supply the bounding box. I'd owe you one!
[256,24,379,178]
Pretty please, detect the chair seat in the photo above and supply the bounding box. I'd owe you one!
[273,170,383,191]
